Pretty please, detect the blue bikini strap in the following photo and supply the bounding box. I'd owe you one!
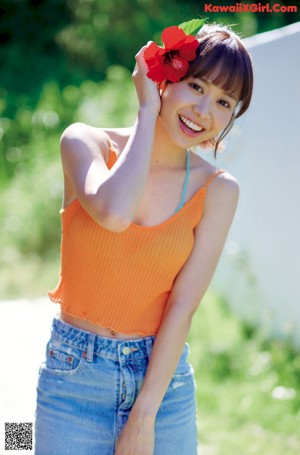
[174,148,190,214]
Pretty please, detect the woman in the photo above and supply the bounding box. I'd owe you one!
[35,22,254,455]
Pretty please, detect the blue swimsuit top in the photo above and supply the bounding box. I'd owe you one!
[174,148,191,214]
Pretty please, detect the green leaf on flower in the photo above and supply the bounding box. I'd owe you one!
[178,18,206,36]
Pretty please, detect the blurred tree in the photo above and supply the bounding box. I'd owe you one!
[55,0,300,78]
[1,0,299,117]
[0,0,72,116]
[56,0,202,78]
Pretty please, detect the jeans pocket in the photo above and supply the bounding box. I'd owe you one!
[171,343,194,385]
[172,364,193,382]
[41,339,85,376]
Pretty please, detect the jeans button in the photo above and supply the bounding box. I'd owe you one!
[122,347,138,355]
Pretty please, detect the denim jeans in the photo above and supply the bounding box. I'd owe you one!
[34,317,198,455]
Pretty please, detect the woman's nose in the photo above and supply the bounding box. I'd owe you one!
[192,98,211,119]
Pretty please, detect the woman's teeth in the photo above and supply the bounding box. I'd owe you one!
[179,115,203,133]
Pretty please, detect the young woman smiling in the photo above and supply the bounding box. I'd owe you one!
[35,22,253,455]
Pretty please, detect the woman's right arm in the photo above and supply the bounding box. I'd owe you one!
[60,44,160,232]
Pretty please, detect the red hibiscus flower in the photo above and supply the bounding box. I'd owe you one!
[144,26,199,83]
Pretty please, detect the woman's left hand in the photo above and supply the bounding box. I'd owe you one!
[115,411,155,455]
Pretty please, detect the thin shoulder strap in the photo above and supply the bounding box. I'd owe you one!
[204,169,226,189]
[106,134,118,169]
[107,134,115,152]
[174,149,191,213]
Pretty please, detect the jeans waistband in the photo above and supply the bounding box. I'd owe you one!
[50,316,155,362]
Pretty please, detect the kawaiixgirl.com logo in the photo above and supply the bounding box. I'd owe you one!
[204,2,298,13]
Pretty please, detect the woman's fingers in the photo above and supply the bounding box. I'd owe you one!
[132,42,161,114]
[134,42,153,73]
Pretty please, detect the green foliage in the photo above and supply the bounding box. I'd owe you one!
[0,0,72,116]
[0,64,136,182]
[178,18,206,35]
[188,292,300,453]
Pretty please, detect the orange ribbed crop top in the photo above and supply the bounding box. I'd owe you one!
[48,149,226,336]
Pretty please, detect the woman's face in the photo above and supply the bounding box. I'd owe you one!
[158,75,238,150]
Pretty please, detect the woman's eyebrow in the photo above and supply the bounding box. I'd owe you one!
[194,77,238,102]
[223,91,238,102]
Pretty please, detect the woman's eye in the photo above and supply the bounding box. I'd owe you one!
[219,99,231,108]
[190,83,203,93]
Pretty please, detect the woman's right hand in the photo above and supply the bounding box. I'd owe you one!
[133,43,162,117]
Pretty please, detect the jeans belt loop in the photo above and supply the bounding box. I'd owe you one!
[146,337,154,357]
[87,334,96,363]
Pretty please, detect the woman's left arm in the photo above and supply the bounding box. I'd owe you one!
[115,174,239,455]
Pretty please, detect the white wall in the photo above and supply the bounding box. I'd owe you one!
[201,22,300,344]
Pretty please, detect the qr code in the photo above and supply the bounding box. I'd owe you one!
[5,423,33,450]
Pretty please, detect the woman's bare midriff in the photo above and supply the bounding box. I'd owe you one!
[60,311,146,340]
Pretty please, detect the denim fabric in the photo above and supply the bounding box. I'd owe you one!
[34,317,198,455]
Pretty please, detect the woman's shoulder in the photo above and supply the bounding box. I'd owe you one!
[190,153,239,224]
[190,151,239,190]
[191,152,239,215]
[61,123,132,162]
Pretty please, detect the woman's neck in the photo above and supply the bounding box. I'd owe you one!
[150,119,187,170]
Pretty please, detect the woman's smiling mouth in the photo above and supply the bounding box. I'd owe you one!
[179,115,206,135]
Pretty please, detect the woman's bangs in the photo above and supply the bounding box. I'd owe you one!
[188,45,245,100]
